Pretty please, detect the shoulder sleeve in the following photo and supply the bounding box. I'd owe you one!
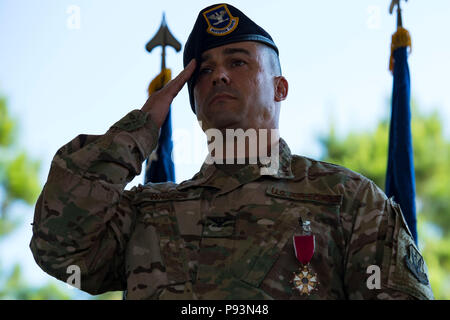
[29,110,159,295]
[343,180,434,300]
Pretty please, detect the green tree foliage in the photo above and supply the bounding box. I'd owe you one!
[319,101,450,299]
[0,95,72,299]
[0,97,41,221]
[0,264,71,300]
[0,97,41,229]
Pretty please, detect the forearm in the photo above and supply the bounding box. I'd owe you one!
[58,109,159,186]
[30,109,159,293]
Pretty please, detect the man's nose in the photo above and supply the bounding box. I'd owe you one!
[212,67,230,86]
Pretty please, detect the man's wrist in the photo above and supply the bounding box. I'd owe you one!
[110,109,160,159]
[111,109,149,132]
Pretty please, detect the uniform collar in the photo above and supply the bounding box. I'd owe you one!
[177,138,294,193]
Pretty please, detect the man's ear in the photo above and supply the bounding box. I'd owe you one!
[274,76,288,102]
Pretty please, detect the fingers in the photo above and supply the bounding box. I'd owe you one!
[164,59,196,97]
[140,59,197,125]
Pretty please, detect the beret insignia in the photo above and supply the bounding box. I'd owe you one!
[202,4,239,36]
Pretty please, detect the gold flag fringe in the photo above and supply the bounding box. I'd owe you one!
[389,27,412,73]
[148,68,172,96]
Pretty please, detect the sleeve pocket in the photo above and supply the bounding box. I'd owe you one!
[385,203,434,300]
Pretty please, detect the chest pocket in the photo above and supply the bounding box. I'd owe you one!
[229,185,345,299]
[126,189,201,299]
[138,202,188,284]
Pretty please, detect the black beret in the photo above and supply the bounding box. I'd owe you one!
[183,3,279,114]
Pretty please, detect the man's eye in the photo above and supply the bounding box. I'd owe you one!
[199,67,212,74]
[232,60,245,67]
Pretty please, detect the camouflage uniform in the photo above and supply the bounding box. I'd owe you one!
[30,110,434,300]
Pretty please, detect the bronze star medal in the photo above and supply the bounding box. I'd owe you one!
[291,219,319,295]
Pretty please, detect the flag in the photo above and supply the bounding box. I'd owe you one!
[385,27,417,244]
[144,68,175,183]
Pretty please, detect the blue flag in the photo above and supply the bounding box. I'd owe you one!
[145,107,175,183]
[386,35,417,244]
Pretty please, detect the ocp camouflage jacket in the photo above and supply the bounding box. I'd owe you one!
[30,110,434,300]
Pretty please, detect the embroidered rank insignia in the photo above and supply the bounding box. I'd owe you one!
[404,244,429,285]
[202,4,239,36]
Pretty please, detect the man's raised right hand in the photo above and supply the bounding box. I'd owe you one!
[140,59,196,128]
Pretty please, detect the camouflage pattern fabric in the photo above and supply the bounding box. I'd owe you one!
[30,109,434,300]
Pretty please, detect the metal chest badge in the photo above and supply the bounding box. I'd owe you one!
[291,218,319,295]
[202,4,239,36]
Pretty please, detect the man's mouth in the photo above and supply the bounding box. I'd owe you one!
[209,93,236,105]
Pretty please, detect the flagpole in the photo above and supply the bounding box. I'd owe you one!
[143,13,181,184]
[396,2,402,28]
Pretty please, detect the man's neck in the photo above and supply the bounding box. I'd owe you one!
[206,127,280,166]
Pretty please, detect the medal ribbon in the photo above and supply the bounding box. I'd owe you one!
[293,234,315,265]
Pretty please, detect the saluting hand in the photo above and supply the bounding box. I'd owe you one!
[141,59,196,128]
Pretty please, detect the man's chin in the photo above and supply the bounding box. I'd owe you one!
[204,114,245,131]
[207,100,238,112]
[203,105,244,129]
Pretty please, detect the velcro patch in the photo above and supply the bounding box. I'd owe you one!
[266,186,342,206]
[404,244,429,285]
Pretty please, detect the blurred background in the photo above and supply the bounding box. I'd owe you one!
[0,0,449,299]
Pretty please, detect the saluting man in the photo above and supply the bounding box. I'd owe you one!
[30,3,433,300]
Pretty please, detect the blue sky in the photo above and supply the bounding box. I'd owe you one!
[1,0,449,298]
